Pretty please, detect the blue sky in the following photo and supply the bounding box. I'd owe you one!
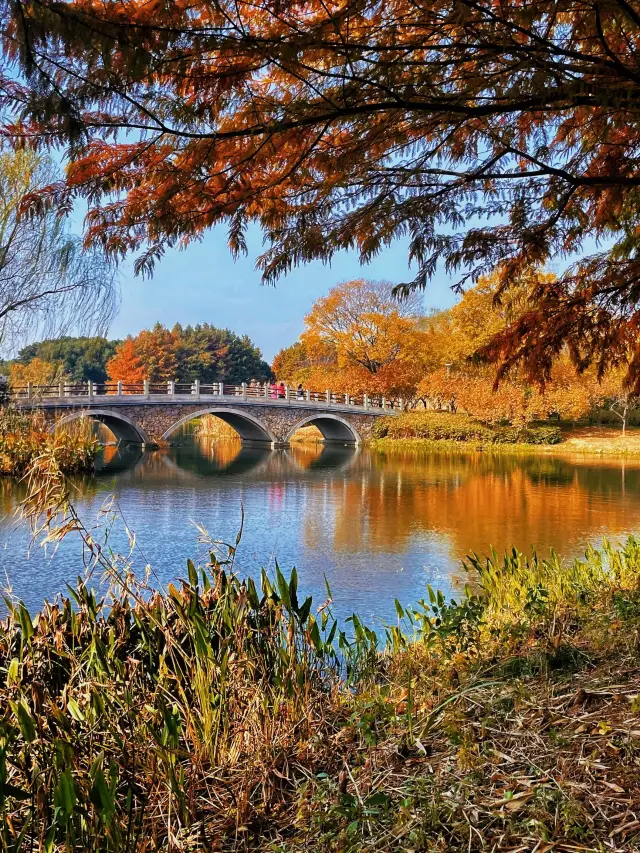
[108,225,460,362]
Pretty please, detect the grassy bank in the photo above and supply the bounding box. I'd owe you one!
[2,463,640,850]
[0,409,97,476]
[371,411,640,457]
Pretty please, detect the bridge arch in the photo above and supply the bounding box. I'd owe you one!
[285,413,361,445]
[53,409,150,444]
[161,407,277,445]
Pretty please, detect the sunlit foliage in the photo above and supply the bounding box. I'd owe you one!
[107,323,272,383]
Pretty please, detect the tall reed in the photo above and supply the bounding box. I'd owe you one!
[0,408,97,476]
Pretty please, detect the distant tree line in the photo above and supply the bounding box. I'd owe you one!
[4,324,273,387]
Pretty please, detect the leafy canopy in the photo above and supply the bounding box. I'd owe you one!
[3,0,640,381]
[107,323,272,383]
[275,279,429,396]
[15,337,120,383]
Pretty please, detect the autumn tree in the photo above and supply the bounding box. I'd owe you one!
[173,324,271,383]
[272,342,312,386]
[133,324,177,382]
[300,280,428,397]
[419,370,534,426]
[106,323,271,384]
[417,274,623,425]
[595,368,638,433]
[15,336,120,382]
[106,338,145,385]
[9,357,61,387]
[6,0,640,384]
[106,326,177,383]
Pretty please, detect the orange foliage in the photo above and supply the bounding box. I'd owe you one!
[106,325,176,384]
[298,279,428,397]
[419,370,534,425]
[106,338,145,385]
[7,3,640,388]
[133,324,177,382]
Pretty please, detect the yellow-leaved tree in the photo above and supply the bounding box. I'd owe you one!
[293,279,429,398]
[9,358,62,388]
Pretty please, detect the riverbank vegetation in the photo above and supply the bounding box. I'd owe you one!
[373,412,562,447]
[0,409,97,476]
[2,463,640,851]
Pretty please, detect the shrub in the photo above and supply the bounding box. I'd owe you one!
[373,411,562,445]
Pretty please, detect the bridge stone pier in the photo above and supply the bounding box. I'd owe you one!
[15,385,397,447]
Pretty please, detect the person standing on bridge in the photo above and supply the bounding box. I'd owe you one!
[297,383,304,400]
[270,380,278,399]
[278,382,286,399]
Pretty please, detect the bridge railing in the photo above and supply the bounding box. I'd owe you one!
[10,381,405,411]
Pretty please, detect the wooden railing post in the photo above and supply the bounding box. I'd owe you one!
[345,393,350,406]
[242,382,247,400]
[143,379,150,398]
[264,383,269,399]
[58,382,64,398]
[27,382,32,401]
[168,380,175,396]
[88,380,94,399]
[382,396,387,410]
[284,384,289,401]
[194,379,200,399]
[306,389,311,402]
[326,389,330,405]
[364,394,369,410]
[117,381,123,396]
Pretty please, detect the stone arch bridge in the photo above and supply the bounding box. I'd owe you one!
[13,382,399,447]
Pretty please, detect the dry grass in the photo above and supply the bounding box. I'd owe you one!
[558,425,640,456]
[289,424,324,443]
[194,414,240,440]
[0,407,97,476]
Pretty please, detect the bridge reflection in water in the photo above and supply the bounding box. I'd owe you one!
[95,437,359,480]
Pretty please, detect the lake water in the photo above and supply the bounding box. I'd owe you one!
[2,437,640,627]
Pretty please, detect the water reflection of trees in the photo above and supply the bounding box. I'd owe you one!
[3,441,640,566]
[302,450,640,560]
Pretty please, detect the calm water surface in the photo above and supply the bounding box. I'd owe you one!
[2,437,640,626]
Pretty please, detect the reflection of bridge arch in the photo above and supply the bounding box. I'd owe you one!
[54,409,150,443]
[95,444,145,475]
[161,407,277,445]
[167,444,273,477]
[285,445,360,473]
[285,413,361,445]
